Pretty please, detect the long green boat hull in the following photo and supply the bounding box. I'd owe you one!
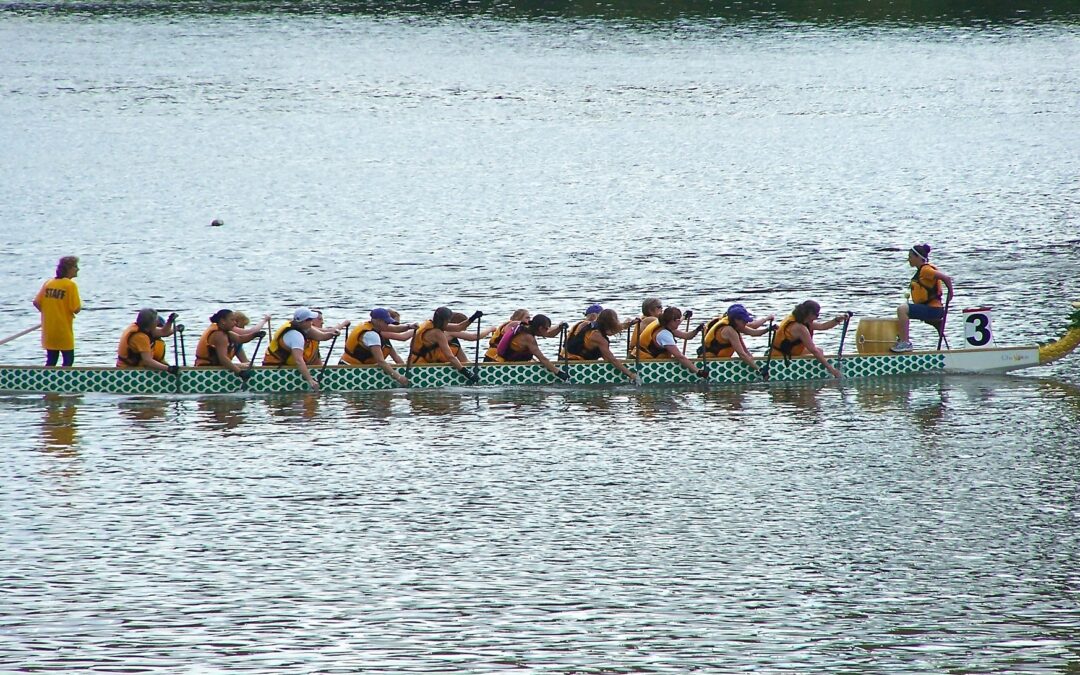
[0,345,1043,395]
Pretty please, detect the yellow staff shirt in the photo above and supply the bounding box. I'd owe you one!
[34,278,81,351]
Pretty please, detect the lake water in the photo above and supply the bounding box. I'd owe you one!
[1,4,1079,672]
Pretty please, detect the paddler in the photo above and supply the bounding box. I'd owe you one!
[491,314,569,380]
[637,306,709,378]
[561,308,639,384]
[116,308,178,373]
[408,307,486,382]
[770,300,846,378]
[701,303,775,375]
[484,309,531,361]
[262,307,348,392]
[891,243,954,352]
[628,298,664,357]
[33,255,81,367]
[340,308,416,387]
[193,309,259,378]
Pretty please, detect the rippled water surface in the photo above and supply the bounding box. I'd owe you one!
[1,6,1079,672]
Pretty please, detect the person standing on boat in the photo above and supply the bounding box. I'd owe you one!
[701,304,774,374]
[891,244,954,352]
[340,308,415,387]
[262,307,347,392]
[116,308,178,372]
[491,314,569,380]
[770,300,845,378]
[33,256,81,367]
[629,298,664,357]
[637,306,709,378]
[562,309,640,383]
[194,309,258,377]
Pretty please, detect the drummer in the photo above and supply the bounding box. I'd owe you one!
[770,300,845,378]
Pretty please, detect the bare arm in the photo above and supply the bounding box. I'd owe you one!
[663,344,705,376]
[293,347,319,390]
[139,350,171,372]
[211,332,242,374]
[524,336,560,376]
[793,324,840,378]
[594,336,638,383]
[369,345,408,386]
[435,332,466,370]
[724,326,759,372]
[937,270,955,306]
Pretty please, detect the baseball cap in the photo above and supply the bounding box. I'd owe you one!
[585,304,603,316]
[727,304,753,323]
[371,307,398,324]
[293,307,319,322]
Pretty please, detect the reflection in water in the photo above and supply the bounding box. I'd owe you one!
[195,396,248,432]
[116,397,171,423]
[768,382,825,416]
[39,395,79,457]
[342,392,397,422]
[404,391,472,418]
[265,393,321,420]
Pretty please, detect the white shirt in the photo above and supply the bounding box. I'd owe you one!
[362,331,382,348]
[655,328,676,349]
[281,329,306,351]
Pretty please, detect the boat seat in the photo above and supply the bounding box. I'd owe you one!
[922,311,950,350]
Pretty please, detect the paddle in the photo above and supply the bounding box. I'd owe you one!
[240,332,264,392]
[681,309,694,353]
[761,320,775,382]
[471,312,482,384]
[836,311,853,377]
[171,322,182,394]
[633,321,642,385]
[0,324,41,347]
[177,324,188,367]
[558,322,570,383]
[316,331,340,390]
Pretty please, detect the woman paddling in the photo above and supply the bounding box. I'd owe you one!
[770,300,846,378]
[628,298,664,358]
[490,314,569,380]
[340,307,414,387]
[262,307,348,392]
[562,308,640,384]
[891,243,954,352]
[408,307,486,381]
[116,308,178,373]
[193,309,251,377]
[701,303,774,375]
[636,306,709,379]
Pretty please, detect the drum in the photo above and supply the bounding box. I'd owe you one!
[856,318,900,355]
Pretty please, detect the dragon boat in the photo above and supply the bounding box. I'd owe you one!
[1,304,1077,396]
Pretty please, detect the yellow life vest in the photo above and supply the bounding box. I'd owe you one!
[636,320,668,360]
[263,321,317,366]
[341,322,392,365]
[910,263,944,307]
[771,315,809,359]
[628,316,657,357]
[703,316,735,358]
[194,324,238,366]
[484,321,512,362]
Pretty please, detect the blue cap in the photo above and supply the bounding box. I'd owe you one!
[585,304,603,316]
[371,307,398,324]
[727,304,753,323]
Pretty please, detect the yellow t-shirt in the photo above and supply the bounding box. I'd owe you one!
[34,278,81,351]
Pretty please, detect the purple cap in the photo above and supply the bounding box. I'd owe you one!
[585,304,603,316]
[371,307,398,324]
[727,304,753,323]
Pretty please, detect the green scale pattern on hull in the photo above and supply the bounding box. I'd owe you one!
[0,352,946,395]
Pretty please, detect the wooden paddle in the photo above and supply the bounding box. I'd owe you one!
[316,332,340,390]
[0,324,41,347]
[681,309,693,353]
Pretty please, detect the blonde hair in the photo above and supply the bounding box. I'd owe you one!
[232,311,250,328]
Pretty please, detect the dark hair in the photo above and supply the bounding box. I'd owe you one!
[911,243,931,260]
[527,314,551,334]
[793,300,821,324]
[660,306,682,326]
[56,256,78,278]
[210,309,234,325]
[596,308,621,335]
[433,306,453,329]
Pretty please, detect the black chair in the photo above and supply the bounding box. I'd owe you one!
[924,308,950,350]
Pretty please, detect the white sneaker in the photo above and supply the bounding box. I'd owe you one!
[890,340,913,353]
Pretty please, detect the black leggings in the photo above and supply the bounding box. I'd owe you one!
[46,350,75,367]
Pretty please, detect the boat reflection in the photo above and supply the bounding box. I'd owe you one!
[117,396,171,423]
[195,396,248,432]
[40,394,80,457]
[265,392,321,420]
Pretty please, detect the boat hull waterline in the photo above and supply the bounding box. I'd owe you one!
[0,346,1046,395]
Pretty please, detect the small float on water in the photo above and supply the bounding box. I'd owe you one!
[1,303,1077,396]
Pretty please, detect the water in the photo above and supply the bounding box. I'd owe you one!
[2,5,1080,672]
